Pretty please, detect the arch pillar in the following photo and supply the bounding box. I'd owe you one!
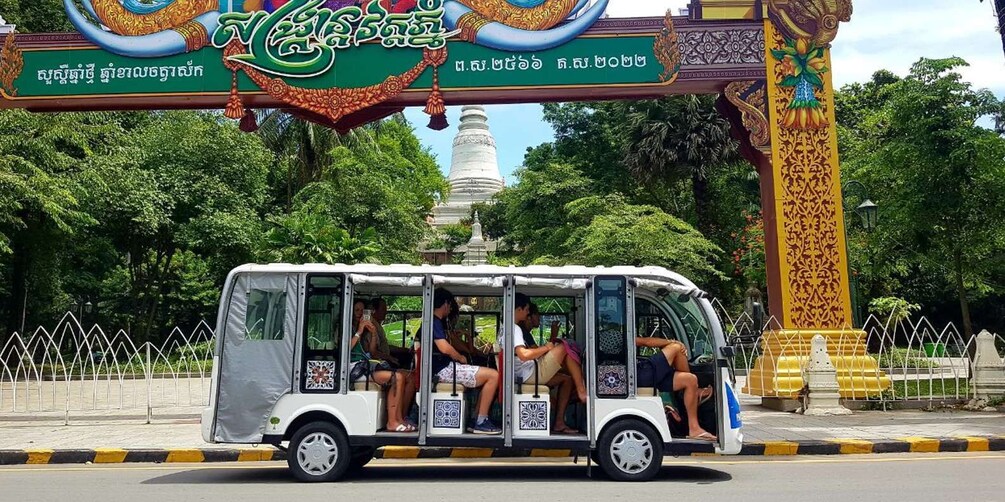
[713,1,890,400]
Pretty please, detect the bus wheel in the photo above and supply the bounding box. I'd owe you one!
[596,419,663,482]
[288,421,350,482]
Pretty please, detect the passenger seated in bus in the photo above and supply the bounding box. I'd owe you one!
[504,294,589,405]
[635,336,716,441]
[370,297,413,366]
[370,297,418,418]
[431,288,501,435]
[350,299,416,433]
[446,301,492,366]
[518,302,579,434]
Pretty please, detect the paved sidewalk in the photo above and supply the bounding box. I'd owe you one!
[2,403,1004,451]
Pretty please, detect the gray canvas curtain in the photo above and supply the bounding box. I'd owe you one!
[213,273,298,443]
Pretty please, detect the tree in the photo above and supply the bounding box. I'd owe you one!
[559,195,725,284]
[260,116,447,265]
[842,58,1005,337]
[0,0,73,32]
[0,110,120,334]
[255,110,381,209]
[263,210,381,264]
[489,162,596,261]
[621,95,739,234]
[78,111,272,340]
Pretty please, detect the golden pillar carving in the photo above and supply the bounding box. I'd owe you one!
[738,1,890,399]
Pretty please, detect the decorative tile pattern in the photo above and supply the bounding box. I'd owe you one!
[305,360,336,391]
[598,329,625,355]
[679,28,765,66]
[597,365,628,396]
[519,401,549,431]
[433,399,462,429]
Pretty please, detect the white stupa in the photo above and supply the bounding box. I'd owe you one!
[430,106,505,228]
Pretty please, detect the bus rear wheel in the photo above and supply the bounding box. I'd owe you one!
[288,421,350,482]
[596,419,663,482]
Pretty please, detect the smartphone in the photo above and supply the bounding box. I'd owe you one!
[362,309,372,322]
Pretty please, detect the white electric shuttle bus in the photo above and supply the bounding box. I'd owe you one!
[202,264,743,482]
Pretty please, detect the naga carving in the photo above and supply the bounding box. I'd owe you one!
[766,0,853,46]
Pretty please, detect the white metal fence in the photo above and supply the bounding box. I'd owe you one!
[0,313,214,423]
[4,306,1003,419]
[714,299,1005,406]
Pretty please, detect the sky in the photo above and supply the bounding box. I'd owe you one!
[403,1,1005,183]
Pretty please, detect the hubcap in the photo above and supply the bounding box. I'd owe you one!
[297,432,338,475]
[610,430,653,474]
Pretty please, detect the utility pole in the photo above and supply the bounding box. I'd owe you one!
[986,0,1005,57]
[998,0,1005,55]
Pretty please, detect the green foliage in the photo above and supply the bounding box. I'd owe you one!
[838,58,1005,335]
[0,109,444,341]
[868,297,921,323]
[0,0,73,33]
[263,210,380,264]
[560,195,725,284]
[875,348,938,370]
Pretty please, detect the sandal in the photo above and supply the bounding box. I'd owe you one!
[553,425,580,435]
[664,405,681,423]
[698,386,714,406]
[687,431,717,442]
[391,423,416,433]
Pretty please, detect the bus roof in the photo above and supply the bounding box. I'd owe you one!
[227,263,705,296]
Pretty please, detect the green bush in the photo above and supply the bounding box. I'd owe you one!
[875,347,938,369]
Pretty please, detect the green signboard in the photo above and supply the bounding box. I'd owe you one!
[11,34,665,100]
[0,0,680,127]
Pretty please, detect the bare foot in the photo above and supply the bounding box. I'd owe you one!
[577,389,588,403]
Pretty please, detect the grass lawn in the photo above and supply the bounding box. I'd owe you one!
[383,315,500,349]
[890,378,969,399]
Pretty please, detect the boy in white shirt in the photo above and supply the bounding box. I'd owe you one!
[499,293,588,404]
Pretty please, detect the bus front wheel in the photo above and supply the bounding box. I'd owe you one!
[287,421,351,482]
[596,419,663,482]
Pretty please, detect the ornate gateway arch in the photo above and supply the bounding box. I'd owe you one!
[0,0,888,398]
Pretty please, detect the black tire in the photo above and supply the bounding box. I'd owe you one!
[287,421,351,483]
[595,419,663,482]
[348,447,376,472]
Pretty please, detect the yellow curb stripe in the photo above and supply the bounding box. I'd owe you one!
[690,452,721,457]
[381,447,421,459]
[165,449,205,463]
[899,437,940,453]
[829,439,874,455]
[93,448,128,463]
[958,437,990,452]
[450,448,494,459]
[24,449,53,465]
[529,449,572,458]
[762,441,799,456]
[237,449,274,462]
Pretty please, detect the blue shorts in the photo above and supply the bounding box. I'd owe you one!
[637,353,675,394]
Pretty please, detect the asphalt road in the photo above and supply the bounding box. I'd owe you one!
[2,453,1003,502]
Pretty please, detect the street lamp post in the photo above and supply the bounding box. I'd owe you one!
[842,180,879,328]
[70,298,94,326]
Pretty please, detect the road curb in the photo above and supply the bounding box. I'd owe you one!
[1,437,1002,465]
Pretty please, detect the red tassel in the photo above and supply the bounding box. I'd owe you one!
[239,109,259,133]
[424,67,447,131]
[224,70,244,120]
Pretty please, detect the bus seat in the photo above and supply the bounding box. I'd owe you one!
[637,387,658,397]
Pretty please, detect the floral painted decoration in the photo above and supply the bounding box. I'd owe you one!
[772,38,829,129]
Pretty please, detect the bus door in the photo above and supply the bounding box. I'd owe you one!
[213,273,299,443]
[299,275,347,395]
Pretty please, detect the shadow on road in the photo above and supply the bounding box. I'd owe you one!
[142,464,732,485]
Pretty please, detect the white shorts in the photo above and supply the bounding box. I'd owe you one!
[436,363,480,388]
